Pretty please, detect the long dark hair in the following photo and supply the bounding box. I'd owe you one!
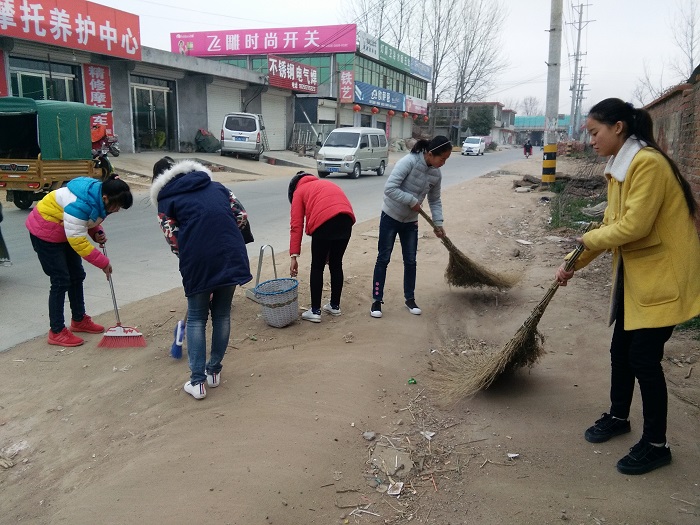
[288,171,316,203]
[588,98,697,217]
[411,135,452,156]
[102,173,133,209]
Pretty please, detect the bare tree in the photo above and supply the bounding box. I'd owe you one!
[634,0,699,105]
[670,0,700,80]
[343,0,508,136]
[520,96,542,115]
[633,61,670,106]
[503,98,520,112]
[451,0,508,104]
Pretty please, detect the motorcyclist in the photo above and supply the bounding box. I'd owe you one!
[524,139,533,158]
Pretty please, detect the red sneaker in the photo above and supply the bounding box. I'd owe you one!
[71,314,104,334]
[48,328,84,347]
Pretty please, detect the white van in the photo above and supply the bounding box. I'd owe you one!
[461,136,486,156]
[220,112,264,161]
[316,127,389,179]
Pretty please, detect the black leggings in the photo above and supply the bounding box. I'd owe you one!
[609,294,674,443]
[309,214,352,311]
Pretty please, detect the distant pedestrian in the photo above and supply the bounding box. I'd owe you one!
[151,158,252,400]
[26,174,133,347]
[556,98,700,475]
[370,136,452,318]
[288,172,355,323]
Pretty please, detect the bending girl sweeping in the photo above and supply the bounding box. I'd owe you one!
[151,158,252,401]
[26,174,133,347]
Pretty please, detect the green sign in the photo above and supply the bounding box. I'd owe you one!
[379,40,411,73]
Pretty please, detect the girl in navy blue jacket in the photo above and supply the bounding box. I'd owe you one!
[151,159,252,400]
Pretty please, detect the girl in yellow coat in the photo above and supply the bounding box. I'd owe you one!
[556,98,700,476]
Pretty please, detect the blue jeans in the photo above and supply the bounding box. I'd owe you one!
[30,234,86,333]
[186,285,236,385]
[372,212,418,302]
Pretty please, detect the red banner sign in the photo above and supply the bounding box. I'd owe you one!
[339,70,355,104]
[82,63,113,133]
[0,52,8,97]
[0,0,141,60]
[267,55,317,93]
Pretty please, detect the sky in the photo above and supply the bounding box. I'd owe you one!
[95,0,690,115]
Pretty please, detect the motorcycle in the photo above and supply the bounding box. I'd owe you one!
[91,124,120,157]
[523,143,533,159]
[92,142,114,181]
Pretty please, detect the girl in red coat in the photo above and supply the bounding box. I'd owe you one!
[288,172,355,323]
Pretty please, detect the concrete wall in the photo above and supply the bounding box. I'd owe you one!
[104,61,134,154]
[176,74,209,152]
[646,69,700,231]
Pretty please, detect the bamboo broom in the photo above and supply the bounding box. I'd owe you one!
[434,224,595,403]
[417,208,517,289]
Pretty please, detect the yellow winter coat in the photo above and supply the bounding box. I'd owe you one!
[573,146,700,330]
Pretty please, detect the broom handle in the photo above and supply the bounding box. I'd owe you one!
[101,245,121,326]
[417,207,437,228]
[520,222,597,328]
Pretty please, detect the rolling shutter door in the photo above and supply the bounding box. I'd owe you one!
[261,93,287,150]
[207,84,242,135]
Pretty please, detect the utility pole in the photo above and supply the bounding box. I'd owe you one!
[567,3,591,140]
[542,0,563,185]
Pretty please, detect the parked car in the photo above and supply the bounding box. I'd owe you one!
[316,127,389,179]
[220,112,264,161]
[461,136,486,156]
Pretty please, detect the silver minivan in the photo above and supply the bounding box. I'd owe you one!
[316,127,389,179]
[220,112,264,160]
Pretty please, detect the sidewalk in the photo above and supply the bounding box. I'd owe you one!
[110,149,408,186]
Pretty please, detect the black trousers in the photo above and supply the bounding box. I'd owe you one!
[309,214,352,311]
[609,295,674,444]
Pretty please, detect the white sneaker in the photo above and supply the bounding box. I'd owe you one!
[405,299,422,315]
[370,300,383,318]
[184,381,206,399]
[322,304,342,316]
[206,371,220,388]
[302,309,321,323]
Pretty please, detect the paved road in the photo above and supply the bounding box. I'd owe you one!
[0,148,524,352]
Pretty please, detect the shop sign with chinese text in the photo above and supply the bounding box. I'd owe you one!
[82,63,113,132]
[171,24,357,57]
[353,81,404,111]
[267,55,317,93]
[0,0,141,60]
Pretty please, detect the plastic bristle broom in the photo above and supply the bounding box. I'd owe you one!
[170,319,185,359]
[97,246,147,348]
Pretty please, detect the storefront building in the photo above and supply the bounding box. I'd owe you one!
[172,25,431,148]
[0,3,429,153]
[0,0,272,153]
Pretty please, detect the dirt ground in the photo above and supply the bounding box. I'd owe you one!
[1,158,698,525]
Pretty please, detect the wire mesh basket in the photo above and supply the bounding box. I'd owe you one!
[253,278,299,328]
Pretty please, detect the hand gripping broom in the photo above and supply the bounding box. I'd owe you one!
[98,245,147,348]
[416,208,517,289]
[434,223,596,403]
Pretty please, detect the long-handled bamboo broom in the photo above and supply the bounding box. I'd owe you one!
[434,224,595,402]
[417,208,517,289]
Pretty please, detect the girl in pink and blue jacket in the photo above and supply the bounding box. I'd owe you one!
[26,174,133,347]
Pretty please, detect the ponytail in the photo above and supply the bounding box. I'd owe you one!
[411,135,452,155]
[102,173,133,210]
